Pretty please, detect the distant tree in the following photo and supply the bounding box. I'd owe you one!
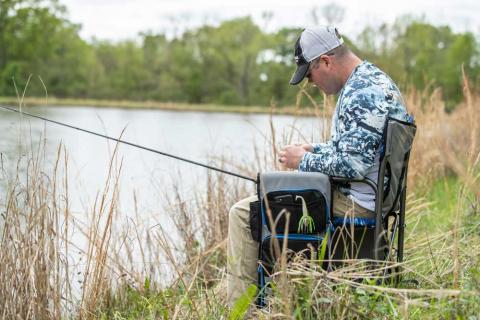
[310,3,345,26]
[0,3,478,109]
[355,17,480,107]
[0,0,95,97]
[254,27,303,106]
[186,17,268,105]
[322,3,345,25]
[393,22,478,104]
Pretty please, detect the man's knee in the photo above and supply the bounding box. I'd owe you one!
[228,195,257,227]
[228,201,246,228]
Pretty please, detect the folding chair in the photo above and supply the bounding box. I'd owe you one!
[252,116,416,306]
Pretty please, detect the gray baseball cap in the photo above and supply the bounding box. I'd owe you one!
[290,26,344,85]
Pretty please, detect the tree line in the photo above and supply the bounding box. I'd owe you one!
[1,0,478,108]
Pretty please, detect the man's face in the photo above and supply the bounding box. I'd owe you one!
[306,56,341,95]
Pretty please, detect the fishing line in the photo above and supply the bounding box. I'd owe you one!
[0,104,257,183]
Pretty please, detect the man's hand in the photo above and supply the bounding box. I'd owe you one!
[278,144,312,169]
[299,143,314,153]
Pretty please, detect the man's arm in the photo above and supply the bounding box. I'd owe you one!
[311,142,332,154]
[298,90,387,178]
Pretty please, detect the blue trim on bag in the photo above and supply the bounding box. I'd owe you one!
[332,216,376,227]
[263,234,324,242]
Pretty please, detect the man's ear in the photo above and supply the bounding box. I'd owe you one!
[321,55,333,68]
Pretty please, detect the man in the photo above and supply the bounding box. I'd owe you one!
[227,26,409,306]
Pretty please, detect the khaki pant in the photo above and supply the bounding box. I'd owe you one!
[226,190,372,306]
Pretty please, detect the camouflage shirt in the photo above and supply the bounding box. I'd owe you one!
[298,61,409,210]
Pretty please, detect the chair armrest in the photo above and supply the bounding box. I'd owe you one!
[330,176,377,194]
[330,176,354,184]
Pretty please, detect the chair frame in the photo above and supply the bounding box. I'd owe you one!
[329,117,416,274]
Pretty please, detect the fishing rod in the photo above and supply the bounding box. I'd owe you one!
[0,104,257,183]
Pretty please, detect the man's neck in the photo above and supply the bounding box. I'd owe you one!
[338,54,363,86]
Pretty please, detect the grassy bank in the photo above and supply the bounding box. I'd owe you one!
[97,81,480,318]
[0,96,317,115]
[99,177,480,319]
[1,79,479,319]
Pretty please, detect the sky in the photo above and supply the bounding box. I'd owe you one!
[61,0,480,41]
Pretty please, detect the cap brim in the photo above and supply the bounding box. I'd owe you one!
[289,62,310,85]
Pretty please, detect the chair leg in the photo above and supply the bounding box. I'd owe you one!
[381,214,400,284]
[398,189,406,264]
[394,189,407,285]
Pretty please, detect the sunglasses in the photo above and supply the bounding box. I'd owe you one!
[305,52,335,79]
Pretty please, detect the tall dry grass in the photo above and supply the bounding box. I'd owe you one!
[0,129,129,319]
[405,71,480,192]
[0,75,479,319]
[0,140,71,318]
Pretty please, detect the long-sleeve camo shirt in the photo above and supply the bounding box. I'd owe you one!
[298,60,409,211]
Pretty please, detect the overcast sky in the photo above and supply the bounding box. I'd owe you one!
[61,0,480,41]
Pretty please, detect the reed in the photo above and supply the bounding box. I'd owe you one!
[0,140,71,318]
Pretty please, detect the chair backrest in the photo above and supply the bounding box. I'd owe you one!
[377,117,417,216]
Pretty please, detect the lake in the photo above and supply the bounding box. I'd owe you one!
[1,105,326,214]
[0,104,326,288]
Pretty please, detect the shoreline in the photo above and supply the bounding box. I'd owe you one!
[0,96,320,116]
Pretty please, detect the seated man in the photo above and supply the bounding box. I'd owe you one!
[226,26,410,306]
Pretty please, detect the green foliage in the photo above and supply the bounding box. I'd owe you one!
[418,176,463,232]
[0,0,95,96]
[100,279,230,319]
[100,282,172,319]
[356,17,479,108]
[229,284,257,320]
[0,3,478,107]
[318,229,329,261]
